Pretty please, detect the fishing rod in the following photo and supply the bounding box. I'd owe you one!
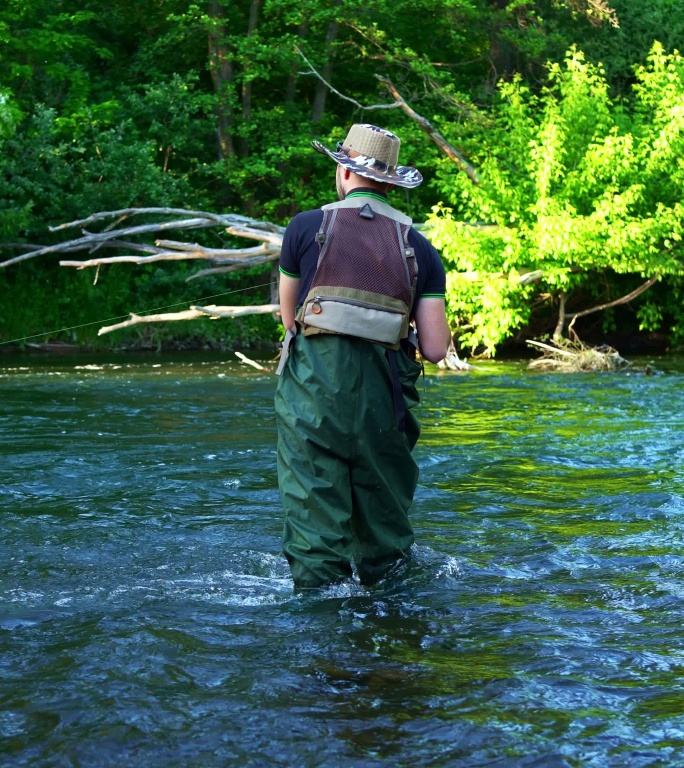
[0,281,275,347]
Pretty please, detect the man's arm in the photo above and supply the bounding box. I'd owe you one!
[414,298,451,363]
[278,273,300,331]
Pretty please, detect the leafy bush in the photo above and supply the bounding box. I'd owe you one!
[428,44,684,355]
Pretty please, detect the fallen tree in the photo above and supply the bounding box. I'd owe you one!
[0,207,544,344]
[0,208,285,337]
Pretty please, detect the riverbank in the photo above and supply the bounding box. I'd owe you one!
[1,329,672,364]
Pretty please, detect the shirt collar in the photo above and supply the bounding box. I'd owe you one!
[345,188,389,203]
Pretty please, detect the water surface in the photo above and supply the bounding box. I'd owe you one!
[2,353,684,767]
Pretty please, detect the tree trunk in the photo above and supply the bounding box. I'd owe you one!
[239,0,261,158]
[486,0,516,85]
[208,0,236,159]
[311,11,340,124]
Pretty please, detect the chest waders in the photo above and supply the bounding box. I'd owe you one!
[275,196,424,588]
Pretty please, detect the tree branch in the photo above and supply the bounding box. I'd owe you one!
[553,290,566,341]
[48,208,282,233]
[2,218,215,269]
[294,47,479,183]
[185,255,279,281]
[566,276,658,335]
[295,45,402,111]
[2,209,285,270]
[97,303,280,336]
[375,75,480,184]
[59,243,279,270]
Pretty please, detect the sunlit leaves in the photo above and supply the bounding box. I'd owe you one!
[429,44,684,354]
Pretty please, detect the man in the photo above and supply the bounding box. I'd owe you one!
[275,123,450,589]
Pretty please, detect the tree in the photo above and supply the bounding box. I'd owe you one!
[427,44,684,355]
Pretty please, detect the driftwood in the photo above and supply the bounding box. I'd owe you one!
[527,339,630,372]
[234,351,268,371]
[0,208,284,272]
[97,303,280,336]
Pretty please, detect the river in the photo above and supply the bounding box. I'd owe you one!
[2,352,683,767]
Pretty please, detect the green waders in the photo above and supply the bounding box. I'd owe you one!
[275,333,423,588]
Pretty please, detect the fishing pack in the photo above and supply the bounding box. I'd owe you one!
[296,196,418,348]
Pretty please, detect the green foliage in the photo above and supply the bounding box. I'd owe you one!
[428,44,684,355]
[0,89,21,140]
[0,103,204,240]
[3,0,684,351]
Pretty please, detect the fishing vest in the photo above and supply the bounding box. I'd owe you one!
[295,196,417,349]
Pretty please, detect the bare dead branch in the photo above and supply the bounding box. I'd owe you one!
[375,76,480,184]
[2,209,286,270]
[294,46,479,183]
[186,255,279,281]
[295,45,402,111]
[1,218,217,269]
[453,269,544,285]
[527,339,577,359]
[517,269,544,286]
[48,208,274,232]
[156,240,279,259]
[60,253,203,268]
[565,276,658,335]
[224,225,284,247]
[60,243,280,270]
[97,303,280,336]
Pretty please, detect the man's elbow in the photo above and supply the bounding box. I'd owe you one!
[419,339,450,364]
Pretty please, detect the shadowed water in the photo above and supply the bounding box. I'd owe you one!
[2,353,684,767]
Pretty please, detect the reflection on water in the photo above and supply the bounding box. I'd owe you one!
[2,353,684,767]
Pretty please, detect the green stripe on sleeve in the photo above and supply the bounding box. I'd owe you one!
[419,293,446,299]
[279,266,301,278]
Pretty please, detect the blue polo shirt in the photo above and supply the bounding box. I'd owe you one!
[279,189,446,313]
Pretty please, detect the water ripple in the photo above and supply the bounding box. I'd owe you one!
[2,355,684,766]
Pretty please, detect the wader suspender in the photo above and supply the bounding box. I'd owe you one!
[388,219,417,434]
[386,348,407,432]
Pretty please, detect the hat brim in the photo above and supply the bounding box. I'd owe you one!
[312,140,423,189]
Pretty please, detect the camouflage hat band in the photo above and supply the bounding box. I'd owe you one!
[312,123,423,189]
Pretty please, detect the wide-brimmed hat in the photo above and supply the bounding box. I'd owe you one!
[312,123,423,188]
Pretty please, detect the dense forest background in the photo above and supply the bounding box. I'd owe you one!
[1,0,684,355]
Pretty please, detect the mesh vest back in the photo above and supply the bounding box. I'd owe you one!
[296,198,417,348]
[310,208,415,304]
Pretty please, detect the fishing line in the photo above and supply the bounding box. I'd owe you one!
[0,281,275,347]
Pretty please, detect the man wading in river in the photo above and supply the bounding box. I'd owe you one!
[275,123,450,588]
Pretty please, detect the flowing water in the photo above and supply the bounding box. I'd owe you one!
[2,352,684,767]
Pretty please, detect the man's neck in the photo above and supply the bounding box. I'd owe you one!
[345,186,389,202]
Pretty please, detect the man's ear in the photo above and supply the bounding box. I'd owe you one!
[344,169,351,180]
